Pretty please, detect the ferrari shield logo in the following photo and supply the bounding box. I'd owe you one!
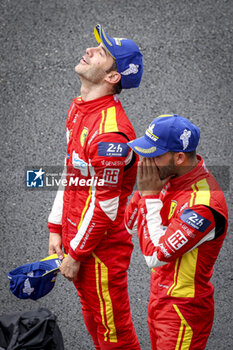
[168,200,177,220]
[80,127,88,147]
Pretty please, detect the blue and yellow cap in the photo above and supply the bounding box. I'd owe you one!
[128,114,200,158]
[8,254,66,300]
[94,24,143,89]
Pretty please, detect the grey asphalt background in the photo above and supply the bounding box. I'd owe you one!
[1,0,233,349]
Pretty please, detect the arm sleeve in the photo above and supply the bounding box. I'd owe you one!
[69,133,136,261]
[137,196,216,268]
[124,191,141,235]
[48,192,64,234]
[47,165,67,234]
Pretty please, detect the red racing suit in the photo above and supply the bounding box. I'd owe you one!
[125,156,228,350]
[48,94,140,349]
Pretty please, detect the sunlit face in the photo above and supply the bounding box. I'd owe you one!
[152,152,176,180]
[75,43,115,84]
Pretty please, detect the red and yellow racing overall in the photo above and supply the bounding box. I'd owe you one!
[125,156,228,350]
[49,95,140,349]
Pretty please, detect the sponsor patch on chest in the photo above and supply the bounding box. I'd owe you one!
[72,151,88,176]
[180,209,211,233]
[80,127,88,147]
[168,200,177,220]
[98,142,129,157]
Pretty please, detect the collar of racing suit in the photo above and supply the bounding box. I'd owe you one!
[73,94,118,115]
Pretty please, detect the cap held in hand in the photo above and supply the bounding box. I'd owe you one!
[8,254,64,300]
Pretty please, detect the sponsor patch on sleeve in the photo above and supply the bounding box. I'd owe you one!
[167,230,188,250]
[98,142,129,157]
[103,168,120,184]
[180,209,211,233]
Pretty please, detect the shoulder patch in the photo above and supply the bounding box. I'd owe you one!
[180,209,211,233]
[98,142,129,157]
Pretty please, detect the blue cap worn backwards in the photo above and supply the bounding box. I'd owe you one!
[8,254,63,300]
[94,24,143,89]
[128,114,200,158]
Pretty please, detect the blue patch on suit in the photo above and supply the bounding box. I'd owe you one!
[98,142,129,157]
[180,209,211,233]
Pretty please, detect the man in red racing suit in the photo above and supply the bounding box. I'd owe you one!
[48,25,143,349]
[125,114,228,349]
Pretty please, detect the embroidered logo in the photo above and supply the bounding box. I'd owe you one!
[114,37,126,46]
[103,168,120,184]
[98,142,129,157]
[73,114,78,123]
[134,145,157,154]
[168,230,188,250]
[121,64,139,76]
[80,127,88,147]
[168,200,177,220]
[145,124,159,142]
[148,124,155,133]
[180,209,211,233]
[23,278,34,296]
[72,151,88,176]
[180,129,191,150]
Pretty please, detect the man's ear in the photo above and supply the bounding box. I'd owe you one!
[105,71,121,85]
[174,152,186,166]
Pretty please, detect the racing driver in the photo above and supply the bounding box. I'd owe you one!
[48,25,143,349]
[125,114,228,349]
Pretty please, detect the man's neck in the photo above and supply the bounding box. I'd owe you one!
[175,157,199,177]
[80,80,113,102]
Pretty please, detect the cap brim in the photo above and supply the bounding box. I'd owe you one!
[94,24,116,59]
[41,253,66,262]
[40,253,66,274]
[128,136,167,158]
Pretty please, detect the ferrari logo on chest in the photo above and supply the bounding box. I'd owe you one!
[168,200,177,220]
[80,127,89,147]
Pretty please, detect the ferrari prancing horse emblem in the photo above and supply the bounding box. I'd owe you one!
[168,200,177,220]
[80,127,89,147]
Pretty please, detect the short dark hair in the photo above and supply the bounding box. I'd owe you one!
[106,60,122,95]
[185,150,197,159]
[170,150,197,159]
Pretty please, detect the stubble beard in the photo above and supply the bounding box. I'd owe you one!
[75,63,106,85]
[158,156,176,180]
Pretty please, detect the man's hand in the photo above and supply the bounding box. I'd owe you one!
[59,254,80,282]
[48,232,64,260]
[137,158,171,196]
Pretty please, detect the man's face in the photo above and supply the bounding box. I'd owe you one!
[75,43,115,84]
[152,152,176,180]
